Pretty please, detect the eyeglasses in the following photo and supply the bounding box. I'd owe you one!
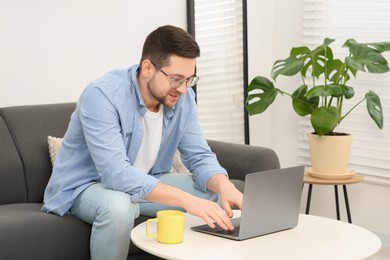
[159,69,199,89]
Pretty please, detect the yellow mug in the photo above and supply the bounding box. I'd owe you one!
[146,210,185,244]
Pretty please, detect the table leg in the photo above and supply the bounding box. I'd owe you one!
[343,185,352,223]
[305,184,313,214]
[334,185,340,220]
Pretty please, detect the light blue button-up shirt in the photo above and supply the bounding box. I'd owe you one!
[42,65,227,216]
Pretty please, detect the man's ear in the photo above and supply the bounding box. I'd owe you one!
[140,59,154,77]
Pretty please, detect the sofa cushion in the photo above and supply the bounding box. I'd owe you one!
[0,203,91,260]
[230,179,245,193]
[207,139,280,181]
[0,203,167,260]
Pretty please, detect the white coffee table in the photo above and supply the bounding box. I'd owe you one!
[131,210,381,260]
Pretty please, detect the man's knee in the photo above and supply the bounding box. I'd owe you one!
[96,190,140,227]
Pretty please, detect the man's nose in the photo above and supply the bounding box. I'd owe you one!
[176,83,187,94]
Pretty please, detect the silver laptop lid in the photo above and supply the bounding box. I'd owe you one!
[238,165,304,239]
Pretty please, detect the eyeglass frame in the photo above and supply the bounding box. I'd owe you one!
[149,60,199,89]
[159,69,199,89]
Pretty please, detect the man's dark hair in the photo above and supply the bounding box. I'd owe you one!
[140,25,200,70]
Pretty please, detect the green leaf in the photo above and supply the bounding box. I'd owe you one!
[305,85,329,99]
[290,46,311,57]
[271,56,304,80]
[344,40,390,73]
[348,66,358,78]
[291,84,308,98]
[310,46,333,78]
[321,84,354,99]
[246,76,279,115]
[326,59,345,83]
[310,106,341,136]
[342,38,357,49]
[292,86,319,116]
[346,54,389,73]
[300,61,311,79]
[341,85,355,99]
[366,91,383,129]
[366,41,390,53]
[326,84,344,98]
[271,39,335,80]
[323,38,335,47]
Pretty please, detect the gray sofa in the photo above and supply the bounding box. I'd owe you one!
[0,103,280,260]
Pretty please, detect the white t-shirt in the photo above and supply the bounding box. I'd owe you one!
[133,104,163,174]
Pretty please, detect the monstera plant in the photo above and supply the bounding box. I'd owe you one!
[246,38,390,136]
[246,38,390,177]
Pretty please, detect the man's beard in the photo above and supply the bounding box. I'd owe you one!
[147,78,167,105]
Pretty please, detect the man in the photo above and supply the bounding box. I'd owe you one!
[42,25,243,260]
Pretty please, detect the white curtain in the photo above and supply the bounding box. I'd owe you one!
[298,0,390,178]
[194,0,245,143]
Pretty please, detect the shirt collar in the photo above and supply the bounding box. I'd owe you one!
[129,64,175,120]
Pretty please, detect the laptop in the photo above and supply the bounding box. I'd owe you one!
[190,165,304,240]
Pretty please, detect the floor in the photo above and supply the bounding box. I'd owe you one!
[372,247,390,259]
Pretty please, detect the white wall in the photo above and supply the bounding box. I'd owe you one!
[247,0,390,247]
[0,0,186,107]
[247,0,302,167]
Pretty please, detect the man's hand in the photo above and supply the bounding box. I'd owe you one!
[145,182,236,231]
[206,174,243,218]
[180,195,235,230]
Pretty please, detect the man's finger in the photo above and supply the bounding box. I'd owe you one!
[222,201,234,218]
[215,209,234,230]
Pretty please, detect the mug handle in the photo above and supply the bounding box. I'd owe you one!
[146,218,158,238]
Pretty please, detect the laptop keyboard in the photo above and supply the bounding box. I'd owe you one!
[214,225,240,236]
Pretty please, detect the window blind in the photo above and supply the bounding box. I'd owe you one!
[299,0,390,178]
[193,0,245,143]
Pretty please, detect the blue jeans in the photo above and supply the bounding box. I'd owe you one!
[70,173,218,260]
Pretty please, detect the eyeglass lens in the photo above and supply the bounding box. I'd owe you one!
[160,69,198,88]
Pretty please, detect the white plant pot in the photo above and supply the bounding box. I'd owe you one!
[308,133,353,177]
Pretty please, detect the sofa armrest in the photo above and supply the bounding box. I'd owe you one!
[207,140,280,182]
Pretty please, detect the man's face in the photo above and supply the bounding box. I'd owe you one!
[147,55,196,108]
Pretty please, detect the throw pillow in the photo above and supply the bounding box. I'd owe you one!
[47,135,63,166]
[171,150,190,174]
